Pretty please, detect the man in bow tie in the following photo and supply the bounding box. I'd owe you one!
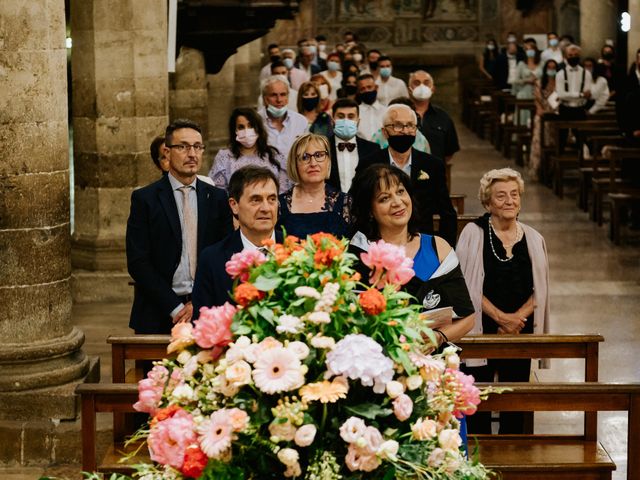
[327,98,381,192]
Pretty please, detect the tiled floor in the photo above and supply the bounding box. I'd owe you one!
[14,125,639,479]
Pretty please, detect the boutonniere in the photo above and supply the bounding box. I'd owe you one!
[418,170,430,180]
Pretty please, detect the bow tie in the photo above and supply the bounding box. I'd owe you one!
[338,142,356,152]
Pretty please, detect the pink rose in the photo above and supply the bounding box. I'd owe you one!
[193,302,237,349]
[345,444,381,472]
[392,393,413,421]
[148,408,196,469]
[225,249,267,282]
[133,365,168,415]
[360,240,414,289]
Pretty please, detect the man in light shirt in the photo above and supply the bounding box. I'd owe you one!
[375,56,409,105]
[192,166,283,314]
[258,75,308,158]
[327,98,381,192]
[355,73,386,141]
[259,43,281,82]
[540,32,563,64]
[281,48,309,90]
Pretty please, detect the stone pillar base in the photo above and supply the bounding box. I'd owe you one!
[71,270,134,304]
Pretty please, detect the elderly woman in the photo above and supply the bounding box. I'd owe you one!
[456,168,550,434]
[277,133,352,239]
[209,107,292,192]
[297,82,333,137]
[349,163,475,347]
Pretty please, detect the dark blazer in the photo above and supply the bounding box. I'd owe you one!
[327,135,381,192]
[126,175,233,333]
[494,51,526,90]
[192,229,285,318]
[356,148,457,246]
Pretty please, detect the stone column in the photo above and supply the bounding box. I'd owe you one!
[71,0,169,302]
[169,47,208,141]
[234,43,253,107]
[0,0,92,425]
[248,38,263,100]
[206,56,236,172]
[579,0,617,57]
[629,0,640,68]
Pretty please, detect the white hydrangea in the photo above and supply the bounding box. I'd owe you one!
[314,282,340,312]
[326,334,395,393]
[276,314,303,334]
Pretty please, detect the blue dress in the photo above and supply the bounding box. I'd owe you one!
[277,184,352,239]
[413,233,469,456]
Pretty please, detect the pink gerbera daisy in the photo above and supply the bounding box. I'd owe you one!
[252,346,304,394]
[198,410,234,459]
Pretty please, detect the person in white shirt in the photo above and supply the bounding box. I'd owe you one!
[259,44,281,83]
[540,32,563,65]
[258,75,308,159]
[257,63,298,111]
[375,56,409,105]
[583,59,610,114]
[320,52,343,101]
[355,73,386,141]
[555,45,593,149]
[281,48,309,90]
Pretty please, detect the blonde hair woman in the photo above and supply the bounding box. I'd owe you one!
[456,167,550,435]
[277,133,352,238]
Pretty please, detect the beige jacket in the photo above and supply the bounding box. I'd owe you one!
[456,221,550,367]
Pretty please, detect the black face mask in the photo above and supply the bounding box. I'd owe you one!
[369,61,378,71]
[301,96,320,111]
[602,52,615,61]
[344,84,357,96]
[387,134,415,153]
[270,55,281,63]
[567,56,580,67]
[357,90,377,105]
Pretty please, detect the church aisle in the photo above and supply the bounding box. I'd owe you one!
[452,124,640,480]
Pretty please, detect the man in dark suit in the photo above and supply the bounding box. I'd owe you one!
[126,119,233,334]
[356,104,457,245]
[192,166,283,317]
[327,98,381,192]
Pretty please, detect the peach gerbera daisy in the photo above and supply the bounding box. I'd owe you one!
[198,410,233,459]
[299,376,349,403]
[252,346,304,394]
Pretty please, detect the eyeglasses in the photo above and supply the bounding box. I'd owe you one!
[385,122,417,133]
[167,143,206,153]
[299,151,328,163]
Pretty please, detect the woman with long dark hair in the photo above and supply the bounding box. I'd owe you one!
[208,107,292,192]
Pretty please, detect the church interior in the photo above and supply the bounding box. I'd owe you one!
[1,0,639,478]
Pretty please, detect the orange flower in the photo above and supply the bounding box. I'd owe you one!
[310,232,340,247]
[273,244,291,264]
[151,404,181,426]
[234,282,264,307]
[299,377,349,403]
[284,235,304,251]
[314,247,342,268]
[261,238,275,248]
[359,288,387,316]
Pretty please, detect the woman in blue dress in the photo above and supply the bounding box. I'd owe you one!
[277,133,352,239]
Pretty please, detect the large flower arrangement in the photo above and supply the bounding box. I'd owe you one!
[129,233,495,479]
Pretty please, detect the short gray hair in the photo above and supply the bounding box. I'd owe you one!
[383,104,417,126]
[565,44,582,54]
[408,70,433,85]
[478,168,525,207]
[261,75,290,97]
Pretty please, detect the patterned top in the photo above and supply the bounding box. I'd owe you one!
[208,148,293,193]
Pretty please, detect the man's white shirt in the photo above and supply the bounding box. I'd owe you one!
[357,101,385,141]
[335,136,358,192]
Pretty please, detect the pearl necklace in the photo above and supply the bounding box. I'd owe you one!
[488,219,522,262]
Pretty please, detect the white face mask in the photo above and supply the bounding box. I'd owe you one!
[412,84,433,101]
[236,128,259,148]
[352,53,363,63]
[319,84,330,99]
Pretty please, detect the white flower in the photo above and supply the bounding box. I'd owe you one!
[214,374,239,397]
[315,282,340,312]
[418,170,430,180]
[287,341,310,360]
[339,416,367,443]
[225,360,252,387]
[183,357,199,378]
[198,410,234,459]
[412,417,438,440]
[385,380,404,399]
[252,346,304,394]
[294,286,321,299]
[310,335,336,350]
[284,462,302,478]
[269,420,297,442]
[170,383,195,402]
[276,314,303,334]
[277,447,299,467]
[226,336,253,363]
[445,352,460,370]
[326,334,395,393]
[176,350,192,365]
[428,447,445,467]
[438,429,462,451]
[307,311,331,324]
[294,424,317,447]
[406,374,423,391]
[377,440,399,461]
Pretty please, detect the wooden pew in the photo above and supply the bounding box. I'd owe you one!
[458,334,603,439]
[579,134,625,213]
[475,382,640,480]
[603,146,640,244]
[76,381,639,479]
[433,214,477,240]
[501,98,536,160]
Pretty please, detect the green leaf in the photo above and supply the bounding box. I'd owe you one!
[344,402,392,420]
[233,324,252,335]
[253,275,282,291]
[258,307,276,325]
